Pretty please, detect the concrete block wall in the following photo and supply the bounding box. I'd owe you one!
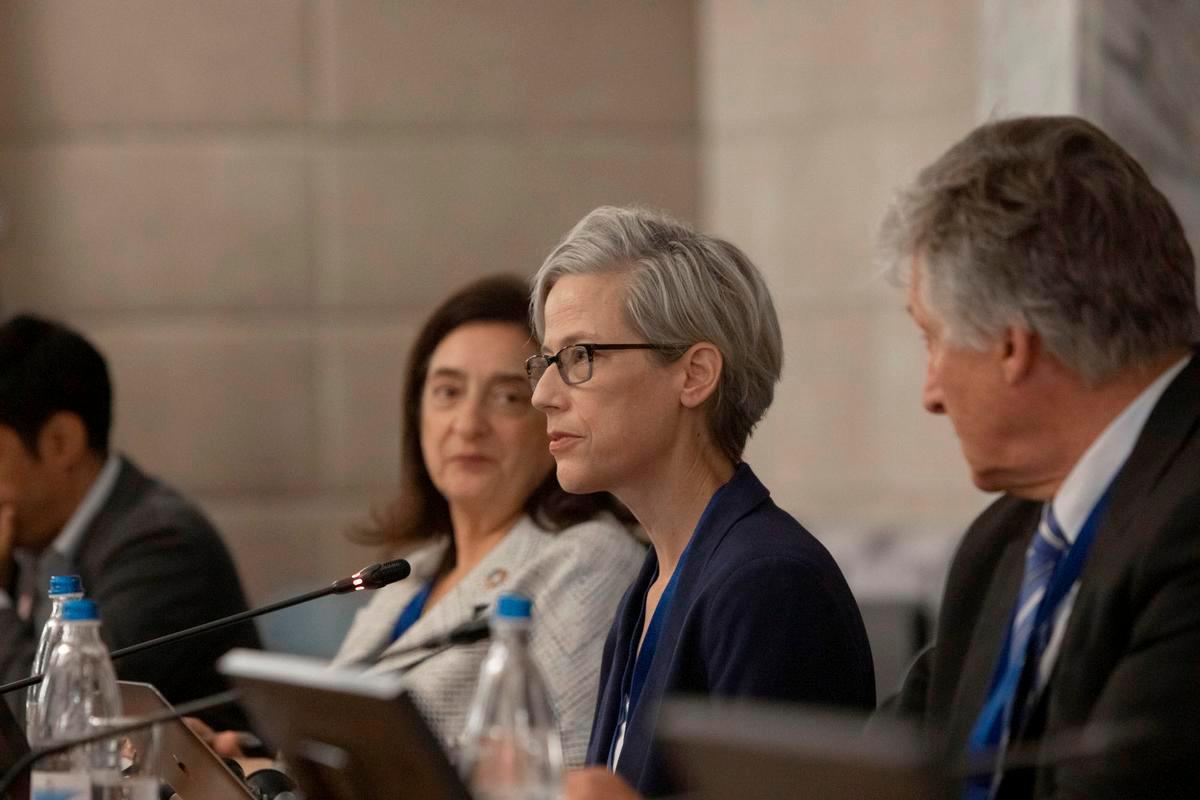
[698,0,990,572]
[14,2,1186,667]
[0,1,699,636]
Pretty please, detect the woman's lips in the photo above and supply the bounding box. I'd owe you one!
[449,454,494,467]
[548,432,581,454]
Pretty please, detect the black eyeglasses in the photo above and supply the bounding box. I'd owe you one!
[525,343,684,390]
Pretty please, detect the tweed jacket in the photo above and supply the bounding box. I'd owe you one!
[332,512,646,767]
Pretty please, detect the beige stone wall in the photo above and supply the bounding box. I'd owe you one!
[15,1,1182,655]
[698,0,990,587]
[0,1,698,639]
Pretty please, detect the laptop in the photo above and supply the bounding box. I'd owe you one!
[218,648,472,800]
[660,697,953,800]
[0,683,249,800]
[118,681,255,799]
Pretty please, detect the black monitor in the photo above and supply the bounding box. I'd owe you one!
[219,649,472,800]
[659,697,953,800]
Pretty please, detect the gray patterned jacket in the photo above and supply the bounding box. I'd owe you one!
[332,512,646,766]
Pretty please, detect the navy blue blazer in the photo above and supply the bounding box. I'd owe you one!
[584,463,875,795]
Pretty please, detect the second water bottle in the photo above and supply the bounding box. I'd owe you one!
[458,593,564,800]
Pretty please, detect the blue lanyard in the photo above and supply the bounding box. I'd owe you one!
[606,483,728,769]
[389,581,432,643]
[966,484,1114,796]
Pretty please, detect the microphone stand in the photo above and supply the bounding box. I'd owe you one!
[383,606,492,670]
[0,559,412,697]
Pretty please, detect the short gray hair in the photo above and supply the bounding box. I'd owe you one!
[879,115,1199,385]
[532,206,782,463]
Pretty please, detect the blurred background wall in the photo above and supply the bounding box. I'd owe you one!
[0,1,699,654]
[1,0,1196,689]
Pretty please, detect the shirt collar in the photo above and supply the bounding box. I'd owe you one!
[1051,355,1191,543]
[51,452,122,558]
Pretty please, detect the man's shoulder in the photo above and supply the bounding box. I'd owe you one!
[930,494,1039,610]
[82,457,223,555]
[958,494,1040,556]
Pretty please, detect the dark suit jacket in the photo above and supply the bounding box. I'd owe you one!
[585,463,876,796]
[1,457,261,729]
[888,353,1200,799]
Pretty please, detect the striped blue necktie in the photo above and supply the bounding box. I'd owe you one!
[965,503,1070,799]
[1011,506,1070,674]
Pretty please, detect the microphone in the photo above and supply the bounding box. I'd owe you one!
[384,606,493,676]
[329,558,412,594]
[431,614,491,648]
[0,559,412,697]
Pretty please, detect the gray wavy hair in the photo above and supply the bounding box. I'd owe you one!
[531,206,782,463]
[879,115,1199,385]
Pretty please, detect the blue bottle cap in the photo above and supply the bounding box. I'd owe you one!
[62,598,100,621]
[49,575,83,596]
[495,593,533,619]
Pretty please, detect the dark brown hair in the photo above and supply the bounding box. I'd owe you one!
[352,274,632,550]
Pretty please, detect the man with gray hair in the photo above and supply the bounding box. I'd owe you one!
[881,115,1200,799]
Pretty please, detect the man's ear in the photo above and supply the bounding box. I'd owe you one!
[1001,326,1038,385]
[679,343,723,409]
[35,412,91,469]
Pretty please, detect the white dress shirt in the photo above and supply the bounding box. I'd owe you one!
[1037,355,1190,689]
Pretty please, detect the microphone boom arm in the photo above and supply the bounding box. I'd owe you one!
[0,559,411,696]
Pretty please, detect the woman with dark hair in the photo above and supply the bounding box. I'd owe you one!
[331,274,645,765]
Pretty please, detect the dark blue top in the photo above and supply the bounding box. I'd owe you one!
[585,463,876,796]
[606,482,726,769]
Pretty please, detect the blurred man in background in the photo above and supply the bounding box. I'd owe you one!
[0,314,260,728]
[880,115,1200,799]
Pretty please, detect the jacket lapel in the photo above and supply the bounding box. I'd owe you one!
[590,550,656,768]
[1087,352,1200,546]
[944,515,1036,751]
[619,463,771,786]
[1022,352,1200,739]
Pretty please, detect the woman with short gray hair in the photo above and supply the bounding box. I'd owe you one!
[528,206,876,799]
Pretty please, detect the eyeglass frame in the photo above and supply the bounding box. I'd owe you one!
[525,343,687,390]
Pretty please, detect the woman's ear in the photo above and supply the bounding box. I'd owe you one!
[679,343,723,409]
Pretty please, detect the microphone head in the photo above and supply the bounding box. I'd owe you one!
[368,559,412,589]
[332,558,412,594]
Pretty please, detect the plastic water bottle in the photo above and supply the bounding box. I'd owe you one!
[29,598,123,800]
[458,593,564,800]
[26,574,85,737]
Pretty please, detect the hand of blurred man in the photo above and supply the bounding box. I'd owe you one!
[564,767,642,800]
[183,716,246,758]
